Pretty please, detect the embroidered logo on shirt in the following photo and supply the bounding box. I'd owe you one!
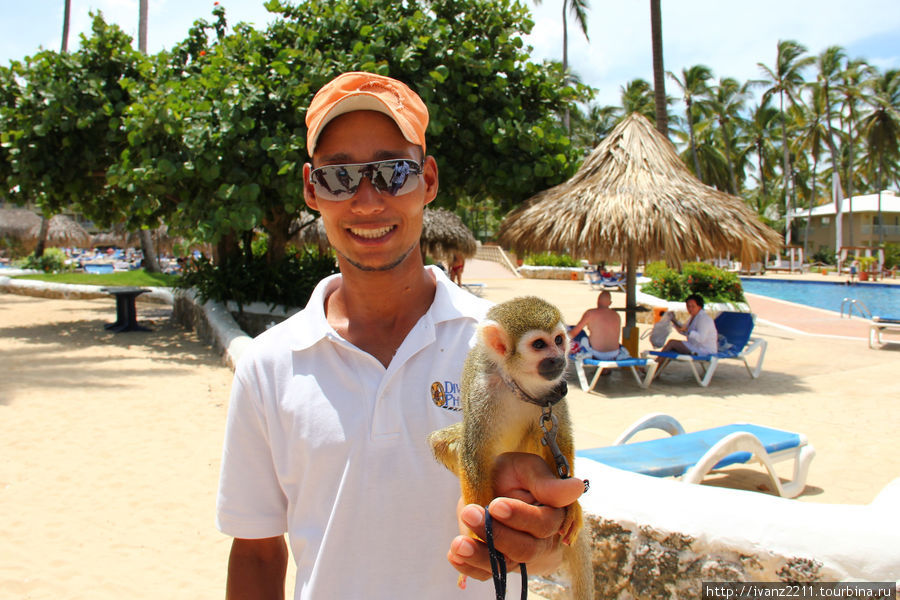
[430,380,462,411]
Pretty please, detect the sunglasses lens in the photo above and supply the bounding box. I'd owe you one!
[311,160,422,201]
[310,165,363,201]
[372,161,417,196]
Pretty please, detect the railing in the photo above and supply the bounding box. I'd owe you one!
[840,298,872,320]
[861,224,900,236]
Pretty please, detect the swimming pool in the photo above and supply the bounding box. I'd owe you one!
[740,278,900,318]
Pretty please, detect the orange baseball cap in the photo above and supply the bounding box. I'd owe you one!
[305,72,429,156]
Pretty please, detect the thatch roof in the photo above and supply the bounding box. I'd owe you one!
[0,207,42,239]
[499,113,782,267]
[421,208,477,261]
[28,214,90,247]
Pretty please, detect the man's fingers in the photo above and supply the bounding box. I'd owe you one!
[459,502,562,566]
[492,452,586,509]
[447,535,492,581]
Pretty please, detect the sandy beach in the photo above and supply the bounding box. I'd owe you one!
[1,264,898,599]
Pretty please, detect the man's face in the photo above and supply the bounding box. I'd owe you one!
[303,110,438,273]
[685,299,701,316]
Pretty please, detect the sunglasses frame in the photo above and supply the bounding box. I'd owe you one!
[308,158,425,202]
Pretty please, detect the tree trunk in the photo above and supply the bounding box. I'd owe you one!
[32,217,50,259]
[214,232,239,265]
[61,0,71,52]
[780,89,792,246]
[263,205,293,265]
[803,155,817,257]
[139,229,161,273]
[719,118,738,194]
[562,2,571,133]
[135,0,161,273]
[686,99,701,179]
[650,0,668,137]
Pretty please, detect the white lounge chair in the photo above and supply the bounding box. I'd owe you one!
[576,413,816,498]
[568,331,657,390]
[869,315,900,349]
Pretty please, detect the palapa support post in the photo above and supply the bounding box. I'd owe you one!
[621,325,639,358]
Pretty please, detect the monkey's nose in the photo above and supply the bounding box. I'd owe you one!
[538,357,566,380]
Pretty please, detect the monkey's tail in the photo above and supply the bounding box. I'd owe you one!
[564,532,594,600]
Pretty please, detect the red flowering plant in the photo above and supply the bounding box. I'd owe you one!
[642,261,744,303]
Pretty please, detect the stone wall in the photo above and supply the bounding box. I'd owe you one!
[530,459,900,599]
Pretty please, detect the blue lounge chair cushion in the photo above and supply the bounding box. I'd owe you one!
[576,423,801,478]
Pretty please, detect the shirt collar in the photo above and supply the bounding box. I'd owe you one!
[288,266,490,352]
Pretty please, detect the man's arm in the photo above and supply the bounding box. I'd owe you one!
[226,536,288,600]
[567,311,592,340]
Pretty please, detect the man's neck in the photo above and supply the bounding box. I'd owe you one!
[325,257,437,368]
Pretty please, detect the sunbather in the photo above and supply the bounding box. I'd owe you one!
[569,290,631,360]
[656,293,717,361]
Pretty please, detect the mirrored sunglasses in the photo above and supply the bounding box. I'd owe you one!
[309,159,424,202]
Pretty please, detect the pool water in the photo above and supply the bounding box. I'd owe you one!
[740,278,900,318]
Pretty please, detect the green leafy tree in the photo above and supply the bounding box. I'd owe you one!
[794,82,830,254]
[113,0,587,268]
[3,15,146,232]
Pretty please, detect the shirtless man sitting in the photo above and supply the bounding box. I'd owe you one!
[568,290,630,360]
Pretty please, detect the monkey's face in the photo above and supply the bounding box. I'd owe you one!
[512,324,569,385]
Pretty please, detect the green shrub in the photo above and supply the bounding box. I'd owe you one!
[641,261,744,303]
[178,245,338,310]
[883,243,899,269]
[21,247,70,273]
[523,252,580,267]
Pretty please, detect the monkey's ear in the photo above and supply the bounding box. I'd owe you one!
[480,321,512,361]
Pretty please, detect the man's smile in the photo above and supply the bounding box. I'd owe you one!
[347,224,397,240]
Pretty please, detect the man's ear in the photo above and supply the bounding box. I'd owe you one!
[422,155,439,207]
[303,163,319,211]
[480,321,511,362]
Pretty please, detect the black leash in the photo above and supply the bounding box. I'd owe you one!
[484,505,528,600]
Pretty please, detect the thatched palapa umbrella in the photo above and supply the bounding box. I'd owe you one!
[0,207,42,241]
[28,214,90,248]
[420,207,477,264]
[499,113,781,342]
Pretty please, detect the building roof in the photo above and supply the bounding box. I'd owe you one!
[788,190,900,219]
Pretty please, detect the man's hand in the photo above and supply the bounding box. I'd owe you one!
[446,452,586,583]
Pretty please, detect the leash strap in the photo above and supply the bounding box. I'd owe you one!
[484,506,528,600]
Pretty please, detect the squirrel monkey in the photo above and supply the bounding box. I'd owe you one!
[429,296,593,599]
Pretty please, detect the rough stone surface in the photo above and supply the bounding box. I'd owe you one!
[532,514,837,599]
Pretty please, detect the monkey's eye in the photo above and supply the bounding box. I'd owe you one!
[555,335,564,346]
[532,339,547,350]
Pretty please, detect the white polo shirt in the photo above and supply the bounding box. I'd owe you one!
[216,266,493,599]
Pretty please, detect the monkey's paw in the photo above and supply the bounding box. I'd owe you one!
[560,500,583,546]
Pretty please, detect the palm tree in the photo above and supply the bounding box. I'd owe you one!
[533,0,590,132]
[708,77,750,194]
[794,83,830,255]
[135,0,161,273]
[667,65,712,179]
[758,39,814,245]
[860,69,900,245]
[745,99,780,217]
[650,0,667,137]
[620,79,656,122]
[837,57,874,246]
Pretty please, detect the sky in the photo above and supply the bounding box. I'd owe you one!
[2,0,900,110]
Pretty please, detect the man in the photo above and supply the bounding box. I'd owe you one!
[568,290,630,360]
[216,72,585,599]
[656,293,717,358]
